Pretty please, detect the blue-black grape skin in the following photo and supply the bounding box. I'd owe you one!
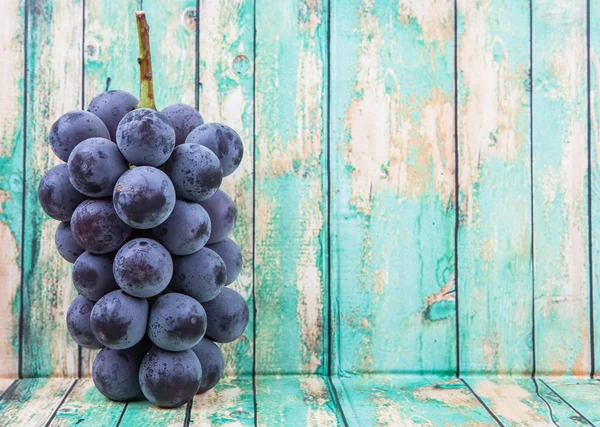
[170,247,226,303]
[116,108,175,166]
[113,166,176,229]
[147,293,207,351]
[139,346,202,408]
[38,163,86,221]
[67,295,103,349]
[55,221,84,263]
[202,287,249,343]
[114,238,173,298]
[72,251,119,301]
[151,200,211,255]
[161,104,204,146]
[88,90,139,141]
[162,143,222,202]
[190,338,224,394]
[70,199,132,254]
[90,290,149,349]
[93,340,150,402]
[49,110,111,162]
[207,238,242,286]
[200,190,237,244]
[67,137,129,197]
[185,123,243,177]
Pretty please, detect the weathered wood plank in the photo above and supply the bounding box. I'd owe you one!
[0,379,16,399]
[255,375,341,427]
[541,378,600,424]
[118,399,187,427]
[0,378,75,426]
[49,378,125,426]
[533,0,590,376]
[23,0,83,377]
[0,0,24,379]
[333,375,496,427]
[330,0,456,375]
[457,0,533,375]
[199,0,254,377]
[254,0,329,375]
[189,376,254,426]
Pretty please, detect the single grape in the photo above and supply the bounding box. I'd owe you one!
[207,238,242,286]
[203,287,249,343]
[67,295,103,349]
[147,293,207,351]
[71,199,132,254]
[49,110,110,161]
[190,338,224,394]
[88,90,139,141]
[116,108,175,166]
[114,238,173,298]
[90,290,148,349]
[38,163,86,221]
[93,340,150,401]
[161,104,204,146]
[170,248,226,303]
[162,143,222,202]
[113,166,176,229]
[151,200,210,255]
[67,137,129,197]
[185,123,243,177]
[55,221,84,263]
[200,190,237,244]
[72,251,119,301]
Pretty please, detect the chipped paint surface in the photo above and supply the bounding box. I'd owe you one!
[542,377,600,424]
[189,377,254,426]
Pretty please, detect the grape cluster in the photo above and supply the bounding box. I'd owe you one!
[40,89,247,408]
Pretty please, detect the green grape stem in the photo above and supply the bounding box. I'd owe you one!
[135,11,156,110]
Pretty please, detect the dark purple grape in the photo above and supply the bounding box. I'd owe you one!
[203,287,248,343]
[49,110,110,161]
[38,163,86,221]
[116,108,175,166]
[72,251,119,301]
[71,199,132,254]
[163,143,222,202]
[114,238,173,298]
[161,104,204,146]
[67,295,103,349]
[200,190,236,244]
[67,137,129,197]
[151,200,210,255]
[55,221,84,263]
[139,346,201,408]
[207,238,242,286]
[88,90,139,141]
[170,248,226,303]
[92,340,150,401]
[147,293,207,351]
[190,338,224,394]
[185,123,243,177]
[113,166,176,229]
[90,290,148,349]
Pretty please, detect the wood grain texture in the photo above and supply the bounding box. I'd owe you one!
[457,0,533,375]
[0,0,24,379]
[49,379,125,426]
[255,375,342,426]
[189,376,254,426]
[118,400,186,427]
[254,0,329,375]
[333,375,496,427]
[330,0,456,375]
[22,0,83,378]
[0,379,16,398]
[199,0,254,377]
[532,0,590,376]
[541,378,600,424]
[0,378,75,426]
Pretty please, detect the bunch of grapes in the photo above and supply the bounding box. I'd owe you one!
[37,12,249,409]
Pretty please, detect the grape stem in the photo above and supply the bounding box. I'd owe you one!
[135,11,156,110]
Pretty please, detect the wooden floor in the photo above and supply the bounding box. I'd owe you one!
[0,376,598,426]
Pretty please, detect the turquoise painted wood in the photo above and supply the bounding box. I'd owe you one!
[542,378,600,424]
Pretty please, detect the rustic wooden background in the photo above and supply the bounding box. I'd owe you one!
[1,0,600,425]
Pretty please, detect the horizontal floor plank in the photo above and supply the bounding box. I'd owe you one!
[189,376,254,426]
[0,379,16,399]
[118,399,187,427]
[541,378,600,425]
